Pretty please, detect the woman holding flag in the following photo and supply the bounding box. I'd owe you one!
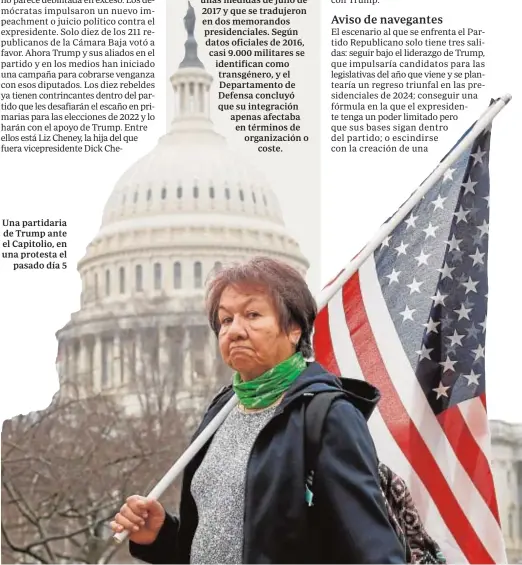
[111,256,406,564]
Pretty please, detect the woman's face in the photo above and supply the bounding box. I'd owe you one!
[217,284,301,381]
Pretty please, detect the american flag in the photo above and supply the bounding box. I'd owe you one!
[314,124,506,563]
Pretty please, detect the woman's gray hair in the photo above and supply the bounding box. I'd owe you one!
[205,257,317,358]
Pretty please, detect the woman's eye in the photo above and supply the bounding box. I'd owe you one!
[220,317,232,325]
[247,312,260,319]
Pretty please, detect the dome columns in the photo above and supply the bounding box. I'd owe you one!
[170,68,213,128]
[77,338,91,394]
[181,327,192,390]
[57,323,220,408]
[92,336,102,391]
[159,326,170,384]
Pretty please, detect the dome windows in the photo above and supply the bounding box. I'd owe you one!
[209,185,215,199]
[135,265,143,291]
[147,189,152,201]
[193,184,199,199]
[105,269,111,296]
[252,191,256,204]
[225,187,230,200]
[119,267,125,294]
[161,186,167,200]
[154,262,162,290]
[87,260,222,300]
[263,193,268,206]
[239,189,244,202]
[133,191,138,203]
[194,261,203,289]
[174,261,182,289]
[177,185,183,198]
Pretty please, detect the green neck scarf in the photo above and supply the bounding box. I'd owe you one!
[233,352,307,409]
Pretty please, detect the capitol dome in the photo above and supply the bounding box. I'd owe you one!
[55,2,308,410]
[76,5,307,311]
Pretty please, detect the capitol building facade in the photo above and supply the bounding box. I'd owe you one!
[490,421,522,563]
[55,3,308,414]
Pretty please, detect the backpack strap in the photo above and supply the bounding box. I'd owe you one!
[304,391,344,506]
[303,391,413,562]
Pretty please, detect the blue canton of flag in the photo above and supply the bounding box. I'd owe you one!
[374,126,490,415]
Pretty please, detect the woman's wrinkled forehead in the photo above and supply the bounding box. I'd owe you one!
[218,283,272,309]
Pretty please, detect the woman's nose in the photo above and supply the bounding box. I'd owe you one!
[228,316,247,338]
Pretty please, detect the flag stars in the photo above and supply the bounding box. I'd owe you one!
[431,195,447,210]
[423,223,439,239]
[441,315,453,330]
[439,356,457,373]
[433,382,451,399]
[471,147,487,166]
[463,370,481,386]
[437,264,455,280]
[479,316,487,333]
[461,179,478,195]
[405,214,418,230]
[472,232,484,247]
[399,305,416,322]
[447,330,465,347]
[416,344,433,361]
[446,235,462,251]
[443,167,456,182]
[466,323,480,340]
[395,241,409,256]
[407,277,424,294]
[385,268,401,284]
[455,303,473,320]
[381,235,392,248]
[445,343,459,356]
[423,317,440,334]
[415,249,431,266]
[462,277,479,294]
[466,206,480,221]
[471,344,485,362]
[477,220,489,238]
[431,290,447,306]
[469,248,485,266]
[453,208,469,224]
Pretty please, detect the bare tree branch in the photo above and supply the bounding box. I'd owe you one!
[1,522,48,564]
[1,302,219,563]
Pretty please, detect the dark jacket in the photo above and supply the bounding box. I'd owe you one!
[129,363,406,564]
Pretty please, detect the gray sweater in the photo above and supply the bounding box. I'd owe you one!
[190,404,277,564]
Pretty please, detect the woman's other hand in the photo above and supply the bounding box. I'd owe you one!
[111,495,166,545]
